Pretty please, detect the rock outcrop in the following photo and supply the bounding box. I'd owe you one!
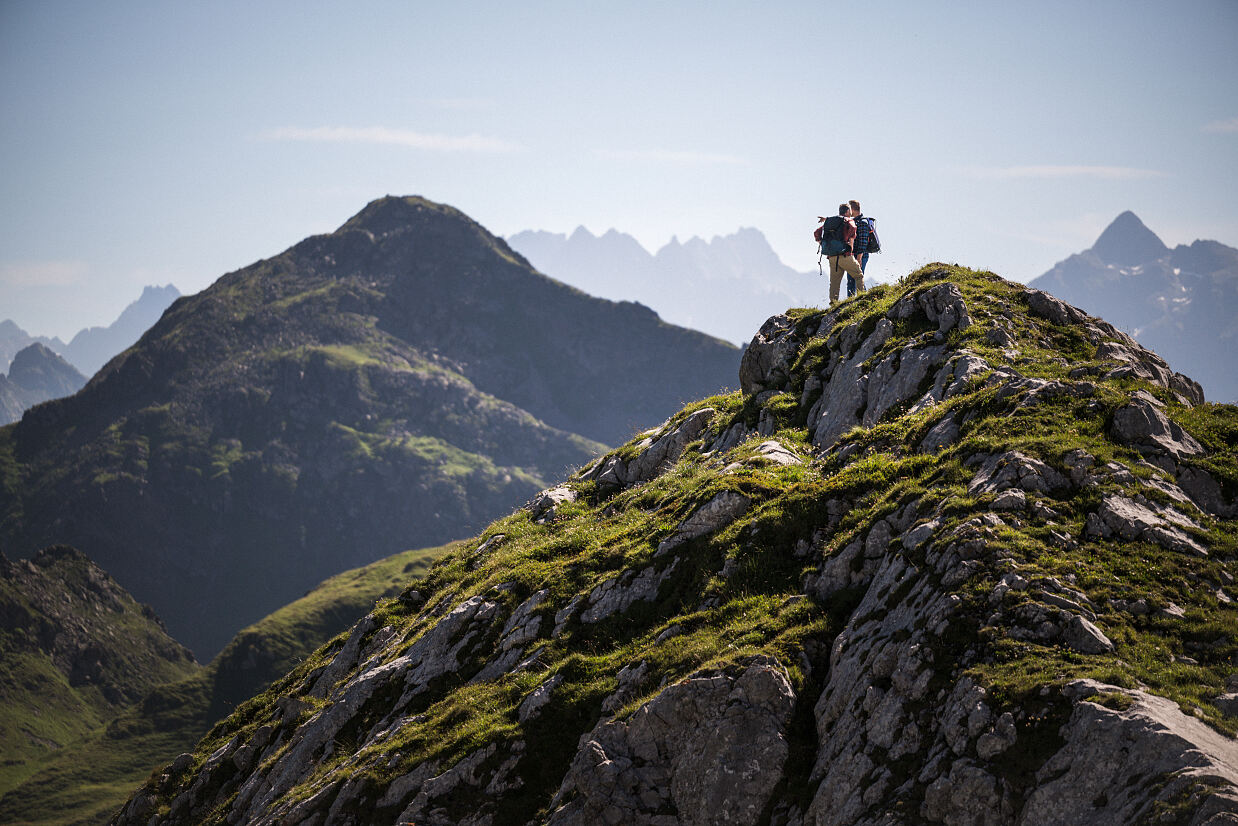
[115,265,1238,826]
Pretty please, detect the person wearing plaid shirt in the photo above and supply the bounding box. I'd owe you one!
[849,199,872,298]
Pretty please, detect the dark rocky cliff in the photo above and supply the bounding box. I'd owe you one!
[115,266,1238,825]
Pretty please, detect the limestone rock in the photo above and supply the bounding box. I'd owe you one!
[862,342,949,429]
[518,675,563,723]
[1095,342,1205,406]
[967,451,1068,495]
[751,439,803,466]
[581,559,679,625]
[920,415,960,453]
[547,658,796,826]
[528,485,577,523]
[991,489,1027,511]
[586,408,716,489]
[808,318,894,449]
[1021,679,1238,825]
[740,314,803,396]
[1111,391,1205,461]
[1023,287,1090,327]
[887,281,973,334]
[1061,615,1115,654]
[1087,493,1208,556]
[657,491,751,556]
[1178,465,1238,519]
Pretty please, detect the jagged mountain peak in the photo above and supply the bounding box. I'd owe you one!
[118,265,1238,826]
[1091,210,1169,266]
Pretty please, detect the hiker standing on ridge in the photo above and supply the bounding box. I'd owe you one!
[817,203,865,304]
[848,199,876,297]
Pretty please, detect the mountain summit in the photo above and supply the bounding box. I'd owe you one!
[116,265,1237,826]
[0,343,86,424]
[1090,210,1169,267]
[0,196,738,657]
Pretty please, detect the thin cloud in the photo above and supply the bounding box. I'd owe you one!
[425,97,496,111]
[0,259,89,287]
[1203,117,1238,134]
[963,165,1165,181]
[597,148,746,166]
[260,126,522,153]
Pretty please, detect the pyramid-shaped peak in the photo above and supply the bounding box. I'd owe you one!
[1091,211,1168,267]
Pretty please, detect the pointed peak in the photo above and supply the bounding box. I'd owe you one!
[1091,211,1168,266]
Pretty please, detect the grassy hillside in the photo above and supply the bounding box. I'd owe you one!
[116,265,1237,824]
[0,547,197,798]
[0,544,451,825]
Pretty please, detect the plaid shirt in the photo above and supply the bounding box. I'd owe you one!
[853,215,871,255]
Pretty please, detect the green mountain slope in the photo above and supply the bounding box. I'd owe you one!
[0,547,196,798]
[0,543,452,825]
[114,266,1238,825]
[0,196,738,659]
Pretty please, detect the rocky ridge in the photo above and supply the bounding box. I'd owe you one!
[116,265,1238,825]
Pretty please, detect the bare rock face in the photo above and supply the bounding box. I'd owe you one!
[739,315,804,396]
[887,281,973,333]
[1112,390,1206,460]
[546,658,796,826]
[657,491,752,557]
[584,407,717,490]
[1021,680,1238,826]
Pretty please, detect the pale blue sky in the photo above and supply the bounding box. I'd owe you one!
[3,0,1236,339]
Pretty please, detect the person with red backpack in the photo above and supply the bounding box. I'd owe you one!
[816,203,865,304]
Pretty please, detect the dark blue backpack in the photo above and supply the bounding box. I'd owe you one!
[817,216,848,256]
[863,217,881,253]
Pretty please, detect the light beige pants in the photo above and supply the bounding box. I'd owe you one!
[829,255,865,303]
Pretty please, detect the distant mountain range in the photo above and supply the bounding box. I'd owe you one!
[1028,211,1238,402]
[1,284,181,376]
[0,343,86,424]
[508,226,820,345]
[0,196,739,658]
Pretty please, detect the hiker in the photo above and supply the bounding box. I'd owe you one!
[817,203,864,304]
[848,199,876,297]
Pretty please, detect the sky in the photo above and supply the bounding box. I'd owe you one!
[2,0,1236,341]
